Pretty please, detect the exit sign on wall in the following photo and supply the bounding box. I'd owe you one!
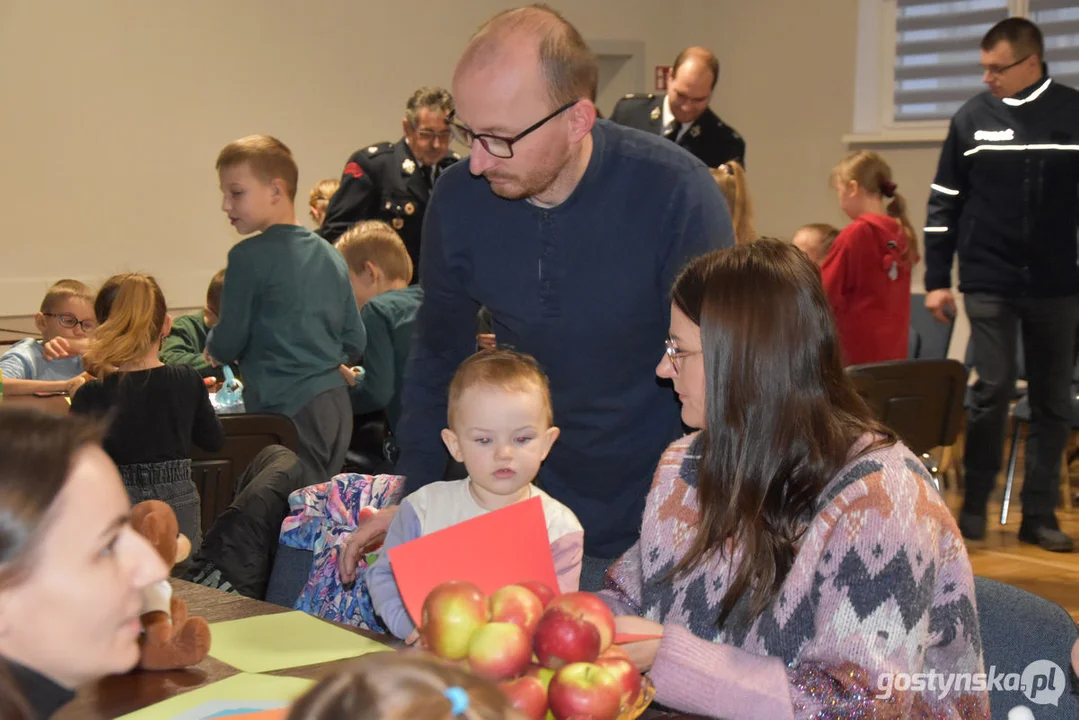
[655,65,671,91]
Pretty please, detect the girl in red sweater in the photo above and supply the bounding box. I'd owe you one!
[822,151,919,365]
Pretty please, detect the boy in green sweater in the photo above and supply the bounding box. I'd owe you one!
[335,220,423,435]
[207,135,366,481]
[160,268,227,378]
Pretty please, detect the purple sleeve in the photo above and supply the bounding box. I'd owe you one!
[597,540,644,616]
[551,531,583,593]
[366,499,422,639]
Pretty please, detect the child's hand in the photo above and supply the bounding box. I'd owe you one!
[338,364,358,387]
[405,629,420,646]
[64,372,91,397]
[338,506,398,583]
[476,333,497,350]
[43,337,80,360]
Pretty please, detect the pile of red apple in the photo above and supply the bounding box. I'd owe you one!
[420,580,650,720]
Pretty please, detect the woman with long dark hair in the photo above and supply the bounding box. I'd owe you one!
[602,239,987,718]
[0,408,166,719]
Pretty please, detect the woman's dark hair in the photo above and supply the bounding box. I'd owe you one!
[670,239,895,626]
[0,408,105,720]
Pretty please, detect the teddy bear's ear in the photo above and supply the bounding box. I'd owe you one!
[141,514,171,561]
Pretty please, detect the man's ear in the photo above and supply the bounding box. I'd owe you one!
[441,428,464,462]
[538,426,561,462]
[567,100,597,144]
[401,116,412,139]
[33,312,47,334]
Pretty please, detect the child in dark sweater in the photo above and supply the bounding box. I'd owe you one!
[71,273,224,553]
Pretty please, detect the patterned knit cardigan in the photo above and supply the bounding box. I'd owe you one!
[601,433,989,719]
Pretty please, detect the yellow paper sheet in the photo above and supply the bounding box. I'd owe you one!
[208,610,392,673]
[116,672,311,719]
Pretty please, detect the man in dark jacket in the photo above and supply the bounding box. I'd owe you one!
[609,46,745,169]
[318,87,460,282]
[925,18,1079,551]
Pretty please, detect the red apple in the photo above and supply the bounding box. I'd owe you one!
[499,675,548,720]
[594,655,643,706]
[547,592,616,651]
[467,622,533,680]
[420,580,488,660]
[517,579,557,608]
[489,584,545,635]
[533,607,601,669]
[548,662,622,720]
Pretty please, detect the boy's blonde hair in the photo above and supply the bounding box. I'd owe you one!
[216,135,299,202]
[309,178,339,213]
[40,279,94,314]
[831,150,920,264]
[447,349,553,427]
[83,274,167,377]
[206,268,226,315]
[335,221,413,284]
[796,223,840,257]
[710,162,756,245]
[287,652,516,720]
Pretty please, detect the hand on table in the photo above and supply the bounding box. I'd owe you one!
[614,616,664,672]
[338,505,398,583]
[64,372,91,397]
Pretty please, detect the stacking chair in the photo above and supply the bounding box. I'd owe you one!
[908,293,956,360]
[847,360,969,491]
[191,413,299,533]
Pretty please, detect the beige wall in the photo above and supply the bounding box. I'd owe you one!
[0,0,682,318]
[0,0,966,355]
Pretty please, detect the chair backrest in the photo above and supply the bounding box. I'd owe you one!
[847,359,968,455]
[191,414,299,532]
[909,293,956,360]
[973,577,1078,719]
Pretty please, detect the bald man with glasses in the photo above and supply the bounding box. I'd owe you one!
[337,6,733,593]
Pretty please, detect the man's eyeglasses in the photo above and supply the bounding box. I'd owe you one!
[412,127,452,143]
[664,336,701,373]
[981,55,1030,77]
[448,100,579,159]
[42,312,96,332]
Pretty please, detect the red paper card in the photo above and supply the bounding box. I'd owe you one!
[614,632,664,644]
[389,496,561,625]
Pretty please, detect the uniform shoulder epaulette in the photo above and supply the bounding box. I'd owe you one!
[364,141,395,157]
[621,92,656,101]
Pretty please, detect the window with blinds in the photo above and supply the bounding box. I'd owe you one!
[893,0,1009,122]
[1030,0,1079,90]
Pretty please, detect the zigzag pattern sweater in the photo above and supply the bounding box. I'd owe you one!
[601,433,989,719]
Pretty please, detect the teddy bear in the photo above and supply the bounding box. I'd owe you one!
[131,500,212,670]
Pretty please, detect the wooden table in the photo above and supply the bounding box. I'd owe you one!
[55,581,692,719]
[0,392,71,414]
[55,580,404,720]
